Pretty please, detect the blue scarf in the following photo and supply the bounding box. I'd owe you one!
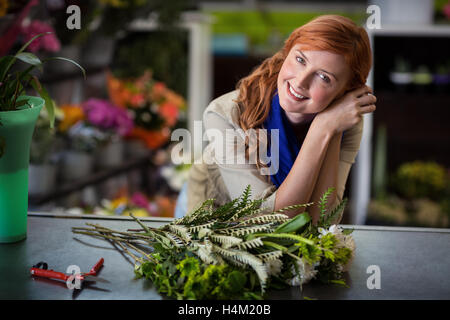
[263,94,311,188]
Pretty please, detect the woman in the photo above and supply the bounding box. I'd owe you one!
[180,15,376,224]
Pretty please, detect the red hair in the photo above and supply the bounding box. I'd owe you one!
[236,14,372,131]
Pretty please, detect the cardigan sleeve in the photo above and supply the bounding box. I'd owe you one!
[203,109,278,213]
[335,117,364,203]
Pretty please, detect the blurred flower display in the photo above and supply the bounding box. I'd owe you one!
[58,104,85,132]
[82,98,134,137]
[79,192,177,217]
[369,161,450,228]
[443,1,450,19]
[58,99,133,152]
[19,20,61,53]
[107,70,186,149]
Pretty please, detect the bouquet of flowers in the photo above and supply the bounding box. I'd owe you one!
[107,70,186,150]
[73,186,355,300]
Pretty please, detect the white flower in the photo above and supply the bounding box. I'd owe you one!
[265,259,282,277]
[287,259,317,286]
[317,227,328,238]
[329,224,340,235]
[326,224,356,272]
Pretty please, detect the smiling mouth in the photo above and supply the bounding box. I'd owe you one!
[287,82,309,101]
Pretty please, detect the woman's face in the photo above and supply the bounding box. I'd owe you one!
[277,43,351,124]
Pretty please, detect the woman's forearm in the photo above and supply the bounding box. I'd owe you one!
[308,132,342,223]
[274,119,334,218]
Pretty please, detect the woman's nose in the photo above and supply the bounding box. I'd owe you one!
[294,71,311,90]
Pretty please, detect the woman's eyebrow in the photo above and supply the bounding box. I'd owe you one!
[296,49,338,81]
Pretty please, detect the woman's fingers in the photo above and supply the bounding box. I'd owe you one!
[357,92,377,106]
[359,104,376,114]
[353,85,373,98]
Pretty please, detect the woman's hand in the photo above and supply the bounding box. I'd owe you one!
[314,85,377,135]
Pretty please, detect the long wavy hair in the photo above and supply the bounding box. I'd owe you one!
[236,14,372,131]
[234,15,372,175]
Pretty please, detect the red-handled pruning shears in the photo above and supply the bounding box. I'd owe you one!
[30,258,109,285]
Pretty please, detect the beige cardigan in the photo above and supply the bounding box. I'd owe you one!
[186,90,363,222]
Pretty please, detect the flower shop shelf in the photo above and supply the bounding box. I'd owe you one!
[28,154,153,207]
[2,214,449,300]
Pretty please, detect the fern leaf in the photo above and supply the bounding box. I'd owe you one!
[318,187,335,216]
[236,238,264,249]
[209,233,243,248]
[162,231,185,247]
[221,224,274,237]
[198,228,212,239]
[273,202,314,214]
[182,198,215,225]
[187,220,216,233]
[323,198,348,227]
[257,250,283,262]
[192,243,224,265]
[238,213,289,225]
[229,199,265,221]
[212,245,268,292]
[237,185,252,210]
[168,225,192,242]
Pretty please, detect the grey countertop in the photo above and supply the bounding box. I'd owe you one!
[1,213,449,300]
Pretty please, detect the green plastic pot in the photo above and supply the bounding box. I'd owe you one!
[0,96,44,243]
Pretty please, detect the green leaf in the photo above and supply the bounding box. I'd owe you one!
[318,187,335,216]
[15,52,42,68]
[43,56,86,79]
[16,33,53,56]
[259,233,315,246]
[274,212,310,234]
[0,56,14,82]
[226,271,246,293]
[29,77,55,128]
[1,33,51,83]
[342,228,354,235]
[330,279,349,288]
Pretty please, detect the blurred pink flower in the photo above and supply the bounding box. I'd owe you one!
[130,192,149,209]
[20,20,61,53]
[82,99,134,136]
[444,3,450,19]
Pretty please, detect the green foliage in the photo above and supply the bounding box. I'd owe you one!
[0,33,85,130]
[274,212,310,234]
[136,255,261,300]
[393,161,447,200]
[74,185,355,299]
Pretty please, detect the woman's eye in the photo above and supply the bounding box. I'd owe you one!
[296,56,305,64]
[318,73,330,83]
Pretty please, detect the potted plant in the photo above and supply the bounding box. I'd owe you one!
[0,33,84,243]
